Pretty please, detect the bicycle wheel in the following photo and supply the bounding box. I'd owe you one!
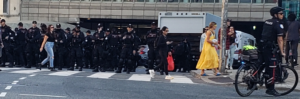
[234,64,257,97]
[274,65,299,96]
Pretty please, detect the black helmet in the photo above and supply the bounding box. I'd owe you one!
[270,7,284,17]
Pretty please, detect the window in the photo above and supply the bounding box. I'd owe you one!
[3,0,8,14]
[265,0,275,3]
[228,0,239,3]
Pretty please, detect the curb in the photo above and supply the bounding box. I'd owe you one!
[190,71,234,85]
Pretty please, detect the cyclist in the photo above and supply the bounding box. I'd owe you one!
[259,7,285,96]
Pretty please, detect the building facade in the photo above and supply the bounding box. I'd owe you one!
[16,0,277,23]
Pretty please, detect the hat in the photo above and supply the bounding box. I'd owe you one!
[76,25,80,28]
[151,22,156,25]
[226,19,231,22]
[56,23,61,28]
[97,23,103,28]
[65,27,70,31]
[106,28,110,32]
[32,21,37,24]
[18,22,23,26]
[86,30,91,33]
[0,19,5,23]
[15,28,18,31]
[127,24,134,28]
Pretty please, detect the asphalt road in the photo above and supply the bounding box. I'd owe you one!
[0,67,299,99]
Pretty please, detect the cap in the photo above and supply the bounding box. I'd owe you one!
[127,24,134,28]
[18,22,23,26]
[32,21,37,24]
[151,22,156,25]
[86,30,91,33]
[106,28,110,32]
[0,19,5,23]
[226,19,231,22]
[76,25,80,28]
[56,23,61,28]
[97,23,103,28]
[15,28,18,31]
[65,27,70,31]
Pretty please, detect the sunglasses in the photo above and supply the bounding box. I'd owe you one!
[278,13,284,15]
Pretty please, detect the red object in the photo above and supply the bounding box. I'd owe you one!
[167,55,174,71]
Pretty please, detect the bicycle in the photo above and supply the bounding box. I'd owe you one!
[234,47,298,97]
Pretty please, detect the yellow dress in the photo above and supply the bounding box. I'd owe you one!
[196,32,219,70]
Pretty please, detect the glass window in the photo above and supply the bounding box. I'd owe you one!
[240,0,251,3]
[228,0,238,3]
[3,0,8,13]
[265,0,275,3]
[91,0,102,1]
[190,0,202,3]
[203,0,214,3]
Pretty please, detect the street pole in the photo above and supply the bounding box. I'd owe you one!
[219,0,228,74]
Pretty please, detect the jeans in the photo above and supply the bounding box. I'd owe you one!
[42,42,54,68]
[226,44,236,68]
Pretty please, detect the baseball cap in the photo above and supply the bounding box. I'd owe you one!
[127,24,134,28]
[97,23,103,28]
[32,21,37,24]
[65,27,70,31]
[76,25,80,28]
[18,22,23,27]
[151,22,156,25]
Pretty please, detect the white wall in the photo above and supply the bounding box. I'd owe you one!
[0,0,21,22]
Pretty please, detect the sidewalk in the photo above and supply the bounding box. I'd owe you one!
[191,67,300,91]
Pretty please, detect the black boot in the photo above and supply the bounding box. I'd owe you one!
[92,67,99,72]
[50,67,56,71]
[100,67,105,72]
[126,69,130,74]
[68,67,74,71]
[115,67,121,73]
[37,63,42,70]
[25,65,31,68]
[79,67,82,71]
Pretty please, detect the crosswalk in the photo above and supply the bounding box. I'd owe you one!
[0,68,199,84]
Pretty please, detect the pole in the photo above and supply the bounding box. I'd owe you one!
[219,0,228,74]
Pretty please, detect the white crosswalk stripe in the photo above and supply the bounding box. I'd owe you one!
[87,72,115,79]
[2,68,197,84]
[48,71,82,76]
[128,74,151,81]
[10,69,47,74]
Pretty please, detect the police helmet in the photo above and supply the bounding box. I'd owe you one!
[86,30,91,34]
[106,28,110,32]
[15,27,18,31]
[127,24,134,28]
[56,23,61,28]
[65,27,71,31]
[270,7,284,17]
[151,22,156,25]
[97,23,103,28]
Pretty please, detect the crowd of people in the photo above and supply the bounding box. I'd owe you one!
[0,19,193,79]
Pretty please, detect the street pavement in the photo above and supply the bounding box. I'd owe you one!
[1,67,300,99]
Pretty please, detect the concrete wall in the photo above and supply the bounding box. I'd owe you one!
[0,0,21,22]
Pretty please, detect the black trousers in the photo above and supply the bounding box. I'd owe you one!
[26,43,39,67]
[157,50,168,75]
[259,42,277,90]
[285,40,298,64]
[106,47,118,69]
[15,44,26,66]
[147,47,157,69]
[2,43,14,67]
[93,46,104,69]
[57,47,67,69]
[69,47,83,68]
[118,47,133,70]
[84,49,93,68]
[178,54,191,72]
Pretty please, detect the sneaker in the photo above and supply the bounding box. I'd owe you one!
[165,75,174,80]
[266,89,280,96]
[149,70,154,78]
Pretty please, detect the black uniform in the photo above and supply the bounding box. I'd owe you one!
[83,34,94,69]
[116,31,134,74]
[1,25,15,67]
[176,39,191,72]
[146,29,159,70]
[15,28,27,67]
[105,32,120,71]
[25,27,41,68]
[64,31,72,68]
[54,28,67,70]
[259,18,284,90]
[92,31,106,72]
[68,32,83,71]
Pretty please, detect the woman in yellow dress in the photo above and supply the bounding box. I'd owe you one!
[196,22,221,76]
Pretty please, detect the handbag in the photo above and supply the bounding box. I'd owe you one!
[167,55,174,71]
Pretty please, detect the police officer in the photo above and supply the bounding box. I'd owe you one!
[54,24,66,70]
[103,28,115,71]
[92,23,106,72]
[146,22,160,75]
[116,24,135,74]
[64,28,72,68]
[83,30,93,69]
[15,22,27,67]
[25,21,41,68]
[68,30,83,71]
[259,7,285,96]
[0,19,15,67]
